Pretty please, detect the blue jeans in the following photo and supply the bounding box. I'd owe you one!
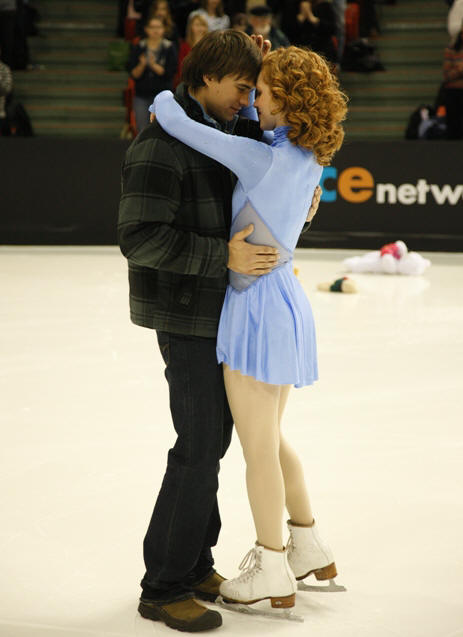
[140,331,234,602]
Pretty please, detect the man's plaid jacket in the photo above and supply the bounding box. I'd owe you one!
[118,84,311,338]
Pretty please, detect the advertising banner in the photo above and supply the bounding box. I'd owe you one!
[1,139,462,250]
[300,141,463,251]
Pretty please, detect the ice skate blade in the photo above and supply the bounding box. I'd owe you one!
[216,596,304,622]
[297,578,347,593]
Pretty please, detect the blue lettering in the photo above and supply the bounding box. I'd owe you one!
[320,166,337,202]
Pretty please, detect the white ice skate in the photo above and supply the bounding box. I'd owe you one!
[217,543,303,622]
[287,520,346,593]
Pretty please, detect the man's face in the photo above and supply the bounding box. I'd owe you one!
[249,15,271,36]
[202,74,255,122]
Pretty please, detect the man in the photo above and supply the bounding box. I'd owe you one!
[118,29,319,632]
[246,5,290,49]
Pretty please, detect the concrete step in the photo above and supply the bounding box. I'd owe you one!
[381,19,447,33]
[14,86,123,106]
[27,104,125,122]
[346,105,419,122]
[38,0,115,4]
[378,33,447,50]
[39,20,115,34]
[343,83,439,105]
[344,123,406,140]
[13,69,127,87]
[379,1,446,18]
[340,69,442,86]
[25,59,114,71]
[29,34,119,52]
[32,121,124,137]
[379,49,446,64]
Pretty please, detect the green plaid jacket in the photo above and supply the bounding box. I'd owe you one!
[118,85,264,337]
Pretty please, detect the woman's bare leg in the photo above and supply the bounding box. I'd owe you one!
[223,364,285,551]
[278,385,315,526]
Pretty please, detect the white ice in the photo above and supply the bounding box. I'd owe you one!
[1,246,462,637]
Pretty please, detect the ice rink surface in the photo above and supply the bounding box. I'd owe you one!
[1,246,462,637]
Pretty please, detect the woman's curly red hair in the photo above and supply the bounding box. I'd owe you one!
[261,47,348,166]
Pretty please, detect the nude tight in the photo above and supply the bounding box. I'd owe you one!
[223,364,315,551]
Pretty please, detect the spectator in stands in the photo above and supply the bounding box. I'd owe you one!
[128,15,178,133]
[443,21,463,139]
[357,0,380,38]
[231,12,248,31]
[170,1,201,38]
[332,0,346,62]
[284,1,337,64]
[0,50,12,135]
[246,5,289,49]
[148,0,180,45]
[448,0,463,45]
[0,0,16,67]
[173,12,208,87]
[190,0,231,30]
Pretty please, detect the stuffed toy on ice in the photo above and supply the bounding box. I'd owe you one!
[343,241,431,275]
[317,277,358,293]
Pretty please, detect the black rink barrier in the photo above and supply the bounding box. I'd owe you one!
[0,138,462,251]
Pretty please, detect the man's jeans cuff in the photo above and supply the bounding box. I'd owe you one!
[188,567,215,588]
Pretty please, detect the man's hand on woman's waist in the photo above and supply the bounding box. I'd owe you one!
[228,224,279,275]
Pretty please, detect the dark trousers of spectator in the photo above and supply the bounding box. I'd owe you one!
[358,0,380,37]
[140,331,234,603]
[445,87,463,139]
[0,10,16,67]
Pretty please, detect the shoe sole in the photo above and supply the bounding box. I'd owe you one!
[194,590,219,603]
[138,602,222,632]
[296,562,338,581]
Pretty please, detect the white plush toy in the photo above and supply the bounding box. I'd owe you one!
[343,240,431,275]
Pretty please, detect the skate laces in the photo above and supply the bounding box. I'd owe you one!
[236,547,262,582]
[287,532,295,553]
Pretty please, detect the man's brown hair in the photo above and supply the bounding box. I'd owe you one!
[181,30,262,89]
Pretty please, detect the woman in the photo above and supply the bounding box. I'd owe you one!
[443,22,463,139]
[127,15,177,133]
[173,13,208,88]
[150,45,347,609]
[287,0,338,65]
[148,0,180,45]
[190,0,230,31]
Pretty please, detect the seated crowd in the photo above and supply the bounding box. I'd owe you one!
[121,0,357,133]
[121,0,463,140]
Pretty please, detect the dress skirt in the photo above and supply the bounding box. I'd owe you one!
[216,261,318,388]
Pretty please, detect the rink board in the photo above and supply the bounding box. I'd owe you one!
[0,138,461,251]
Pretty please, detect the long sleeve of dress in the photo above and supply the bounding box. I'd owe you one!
[152,90,273,193]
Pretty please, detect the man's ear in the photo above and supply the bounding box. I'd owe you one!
[203,74,215,87]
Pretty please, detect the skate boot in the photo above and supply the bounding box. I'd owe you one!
[286,519,337,581]
[219,543,297,608]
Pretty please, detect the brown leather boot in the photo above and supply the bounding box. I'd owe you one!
[192,572,226,602]
[138,597,222,632]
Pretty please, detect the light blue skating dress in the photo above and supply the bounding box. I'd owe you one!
[152,91,323,387]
